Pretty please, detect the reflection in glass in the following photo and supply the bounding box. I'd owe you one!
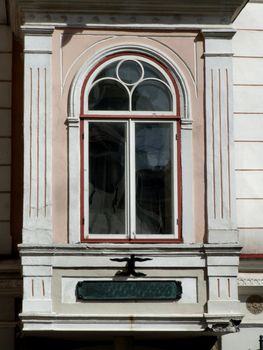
[132,80,172,111]
[118,60,143,85]
[89,122,126,234]
[135,123,172,235]
[95,62,118,80]
[143,61,166,80]
[89,80,129,111]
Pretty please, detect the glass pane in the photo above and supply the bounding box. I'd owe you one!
[89,79,129,111]
[135,123,173,235]
[118,60,143,85]
[89,122,126,234]
[132,80,172,111]
[143,61,166,80]
[95,61,118,80]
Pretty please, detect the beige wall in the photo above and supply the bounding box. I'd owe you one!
[51,29,206,243]
[233,1,263,254]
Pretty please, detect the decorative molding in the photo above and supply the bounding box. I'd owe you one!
[9,0,247,31]
[19,243,242,331]
[21,17,235,30]
[20,313,205,332]
[67,117,80,126]
[246,295,263,315]
[24,50,52,54]
[238,277,263,286]
[205,319,241,333]
[19,313,242,333]
[18,242,242,268]
[203,53,234,57]
[202,29,236,39]
[181,119,193,130]
[21,25,55,35]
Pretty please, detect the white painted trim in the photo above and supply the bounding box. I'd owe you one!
[129,119,135,239]
[68,45,193,244]
[68,117,80,243]
[83,121,89,237]
[22,30,53,244]
[83,54,176,114]
[181,125,194,243]
[20,313,206,332]
[83,120,178,240]
[202,29,238,243]
[18,241,242,324]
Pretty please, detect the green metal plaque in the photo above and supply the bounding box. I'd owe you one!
[76,280,182,301]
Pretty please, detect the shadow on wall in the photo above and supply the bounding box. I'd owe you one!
[15,335,218,350]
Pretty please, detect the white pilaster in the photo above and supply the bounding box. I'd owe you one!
[205,245,241,316]
[22,28,53,244]
[67,117,80,243]
[203,29,238,244]
[22,259,52,314]
[181,119,194,243]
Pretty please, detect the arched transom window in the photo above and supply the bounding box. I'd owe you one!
[80,53,181,242]
[82,55,177,115]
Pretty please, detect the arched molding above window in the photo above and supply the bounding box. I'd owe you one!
[68,46,191,121]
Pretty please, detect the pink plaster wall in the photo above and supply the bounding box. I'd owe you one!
[51,29,205,243]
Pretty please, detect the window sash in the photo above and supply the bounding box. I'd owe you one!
[83,119,178,240]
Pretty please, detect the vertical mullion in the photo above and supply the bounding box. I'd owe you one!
[172,121,178,238]
[125,121,130,239]
[129,120,136,239]
[83,121,89,238]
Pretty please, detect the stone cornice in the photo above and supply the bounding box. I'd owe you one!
[10,0,248,17]
[8,0,248,34]
[18,243,242,258]
[20,313,243,334]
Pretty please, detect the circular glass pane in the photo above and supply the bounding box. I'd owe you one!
[117,60,143,85]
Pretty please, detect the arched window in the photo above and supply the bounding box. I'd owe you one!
[87,59,173,112]
[80,53,181,242]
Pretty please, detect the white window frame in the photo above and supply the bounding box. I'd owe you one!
[82,119,179,241]
[82,55,177,116]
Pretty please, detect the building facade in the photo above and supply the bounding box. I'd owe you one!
[0,0,263,349]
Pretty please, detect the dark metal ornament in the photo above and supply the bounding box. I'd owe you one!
[110,254,152,277]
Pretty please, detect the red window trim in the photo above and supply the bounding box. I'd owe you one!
[79,52,182,243]
[240,254,263,259]
[80,52,181,118]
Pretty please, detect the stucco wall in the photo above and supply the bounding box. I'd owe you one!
[51,29,206,243]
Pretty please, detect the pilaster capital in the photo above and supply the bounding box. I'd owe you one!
[22,26,54,53]
[21,25,55,35]
[201,28,236,39]
[181,118,193,130]
[202,28,236,57]
[67,117,80,127]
